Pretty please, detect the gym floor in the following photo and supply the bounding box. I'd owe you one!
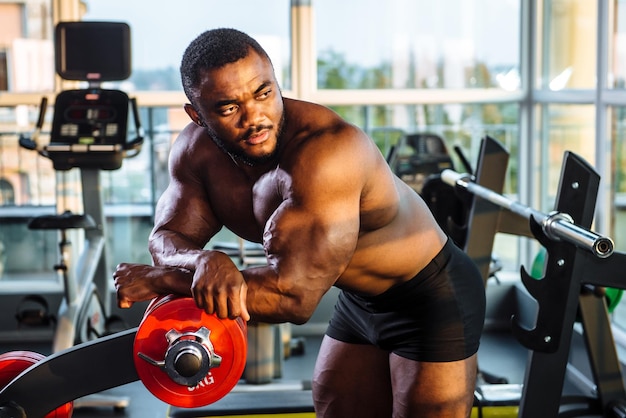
[0,279,598,417]
[0,328,530,417]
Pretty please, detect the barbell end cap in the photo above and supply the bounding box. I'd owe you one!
[440,169,469,187]
[594,237,614,259]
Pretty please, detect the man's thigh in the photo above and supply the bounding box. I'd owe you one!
[390,352,478,418]
[312,335,392,418]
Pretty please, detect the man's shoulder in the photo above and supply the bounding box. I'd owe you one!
[283,98,320,123]
[284,97,340,121]
[177,122,206,143]
[282,111,374,176]
[172,123,214,154]
[284,98,362,141]
[169,123,222,170]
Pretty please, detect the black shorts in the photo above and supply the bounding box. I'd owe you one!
[326,238,485,362]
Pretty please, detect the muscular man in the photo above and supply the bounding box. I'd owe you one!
[114,28,485,417]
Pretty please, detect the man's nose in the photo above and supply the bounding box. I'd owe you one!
[239,102,264,128]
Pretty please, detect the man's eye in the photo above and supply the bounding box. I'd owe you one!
[221,105,237,115]
[258,90,271,99]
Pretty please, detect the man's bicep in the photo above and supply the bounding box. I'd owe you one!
[270,140,366,275]
[264,189,360,283]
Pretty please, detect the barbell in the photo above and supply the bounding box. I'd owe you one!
[441,169,614,259]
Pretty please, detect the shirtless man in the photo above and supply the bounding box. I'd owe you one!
[114,28,485,417]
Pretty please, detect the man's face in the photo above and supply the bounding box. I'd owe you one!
[191,50,284,166]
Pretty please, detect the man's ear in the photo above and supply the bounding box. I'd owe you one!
[184,103,205,127]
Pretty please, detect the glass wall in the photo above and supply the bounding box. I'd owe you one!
[315,0,521,90]
[0,1,54,94]
[3,0,626,332]
[82,0,292,92]
[610,104,626,327]
[0,1,582,278]
[538,0,597,90]
[611,2,626,257]
[615,0,626,88]
[540,104,596,203]
[0,0,54,281]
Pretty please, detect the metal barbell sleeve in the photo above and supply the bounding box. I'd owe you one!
[440,169,614,258]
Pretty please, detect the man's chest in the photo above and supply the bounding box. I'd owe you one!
[208,173,285,242]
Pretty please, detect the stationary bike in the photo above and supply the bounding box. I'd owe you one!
[15,21,143,410]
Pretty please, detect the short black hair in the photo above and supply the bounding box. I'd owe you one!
[180,28,272,102]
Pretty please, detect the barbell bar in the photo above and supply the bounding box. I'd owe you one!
[441,169,614,259]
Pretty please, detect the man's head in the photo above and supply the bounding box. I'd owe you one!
[180,28,272,105]
[181,28,284,166]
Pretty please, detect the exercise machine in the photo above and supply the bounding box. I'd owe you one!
[18,89,142,349]
[444,137,626,417]
[14,20,143,411]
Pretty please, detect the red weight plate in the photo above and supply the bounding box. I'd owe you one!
[0,351,74,417]
[134,295,247,408]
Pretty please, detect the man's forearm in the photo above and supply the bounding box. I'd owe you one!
[242,266,320,325]
[149,230,209,269]
[113,263,195,308]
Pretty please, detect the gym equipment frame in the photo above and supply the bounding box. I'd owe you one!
[445,136,626,417]
[0,294,251,417]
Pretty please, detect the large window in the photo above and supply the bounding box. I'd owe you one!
[537,0,597,90]
[0,1,54,94]
[611,1,626,245]
[82,0,292,91]
[612,0,626,88]
[537,104,596,205]
[4,0,626,333]
[315,0,521,90]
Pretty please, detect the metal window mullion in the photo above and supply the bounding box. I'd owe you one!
[308,88,524,106]
[595,0,611,236]
[291,0,315,100]
[518,0,537,268]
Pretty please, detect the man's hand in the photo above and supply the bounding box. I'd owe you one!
[114,263,195,308]
[191,251,251,321]
[114,263,166,308]
[114,253,250,321]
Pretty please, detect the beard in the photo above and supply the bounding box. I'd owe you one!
[206,112,285,167]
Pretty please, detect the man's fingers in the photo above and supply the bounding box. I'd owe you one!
[225,283,249,321]
[202,287,249,321]
[192,277,248,321]
[215,291,231,319]
[240,283,250,321]
[193,289,214,317]
[118,298,133,309]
